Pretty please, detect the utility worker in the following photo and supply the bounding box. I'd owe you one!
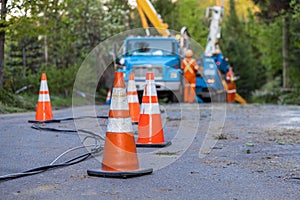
[181,49,199,103]
[226,66,237,103]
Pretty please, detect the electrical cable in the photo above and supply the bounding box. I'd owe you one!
[28,115,108,123]
[0,152,91,181]
[0,144,103,181]
[30,124,106,143]
[0,116,107,181]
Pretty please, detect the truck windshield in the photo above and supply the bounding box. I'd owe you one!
[126,39,176,56]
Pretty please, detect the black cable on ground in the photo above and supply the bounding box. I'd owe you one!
[31,124,106,141]
[28,115,108,123]
[31,123,77,133]
[0,115,107,181]
[0,152,92,181]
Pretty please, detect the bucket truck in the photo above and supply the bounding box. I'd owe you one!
[195,0,246,103]
[117,0,189,102]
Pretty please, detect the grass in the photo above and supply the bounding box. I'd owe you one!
[0,102,28,113]
[0,88,35,114]
[0,88,75,114]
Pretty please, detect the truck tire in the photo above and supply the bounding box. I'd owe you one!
[170,91,181,103]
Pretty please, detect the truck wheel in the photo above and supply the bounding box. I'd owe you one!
[170,91,181,103]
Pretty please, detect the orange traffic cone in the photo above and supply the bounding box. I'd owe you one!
[105,89,112,105]
[87,72,153,178]
[127,72,140,124]
[35,73,53,121]
[136,72,171,148]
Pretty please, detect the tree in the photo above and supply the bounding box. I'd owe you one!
[288,0,300,88]
[252,0,293,88]
[0,0,7,88]
[176,0,208,46]
[151,0,179,31]
[221,0,260,98]
[102,0,132,38]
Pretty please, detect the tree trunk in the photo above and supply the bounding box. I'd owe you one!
[22,40,26,78]
[0,0,7,88]
[282,15,289,88]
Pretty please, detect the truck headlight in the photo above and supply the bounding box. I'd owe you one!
[207,79,215,84]
[170,72,178,78]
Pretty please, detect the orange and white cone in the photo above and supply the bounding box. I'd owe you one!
[35,73,53,121]
[136,72,171,148]
[127,72,140,124]
[105,89,112,105]
[87,72,152,178]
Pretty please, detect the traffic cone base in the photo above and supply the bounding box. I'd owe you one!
[87,168,153,179]
[87,72,152,178]
[136,141,172,148]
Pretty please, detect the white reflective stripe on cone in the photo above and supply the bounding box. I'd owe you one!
[144,82,157,97]
[38,94,51,102]
[140,103,160,114]
[106,117,133,133]
[227,89,236,93]
[127,81,137,92]
[39,80,49,92]
[110,88,129,110]
[127,94,139,103]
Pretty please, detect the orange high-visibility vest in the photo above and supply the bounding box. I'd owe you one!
[226,70,235,83]
[226,70,236,102]
[181,58,199,84]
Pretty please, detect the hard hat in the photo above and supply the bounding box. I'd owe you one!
[186,49,193,57]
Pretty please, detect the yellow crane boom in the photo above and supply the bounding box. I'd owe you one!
[136,0,170,37]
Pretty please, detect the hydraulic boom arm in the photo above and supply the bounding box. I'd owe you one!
[136,0,170,37]
[204,0,225,56]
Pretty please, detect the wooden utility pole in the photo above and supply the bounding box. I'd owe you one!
[282,15,289,89]
[0,0,7,88]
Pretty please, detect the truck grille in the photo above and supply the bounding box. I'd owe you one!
[133,66,163,80]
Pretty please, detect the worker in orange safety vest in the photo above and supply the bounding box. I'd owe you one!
[226,66,237,103]
[181,49,199,103]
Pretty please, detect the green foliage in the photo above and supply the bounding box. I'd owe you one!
[151,0,179,31]
[176,0,208,46]
[221,0,262,98]
[249,0,300,103]
[1,0,300,109]
[0,88,34,113]
[254,19,282,77]
[102,0,132,37]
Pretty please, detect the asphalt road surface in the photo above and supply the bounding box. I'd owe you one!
[0,104,299,199]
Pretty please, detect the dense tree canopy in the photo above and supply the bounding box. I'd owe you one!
[0,0,299,104]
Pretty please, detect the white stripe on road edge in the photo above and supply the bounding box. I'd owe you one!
[140,103,160,114]
[38,94,51,102]
[106,117,133,133]
[110,88,129,110]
